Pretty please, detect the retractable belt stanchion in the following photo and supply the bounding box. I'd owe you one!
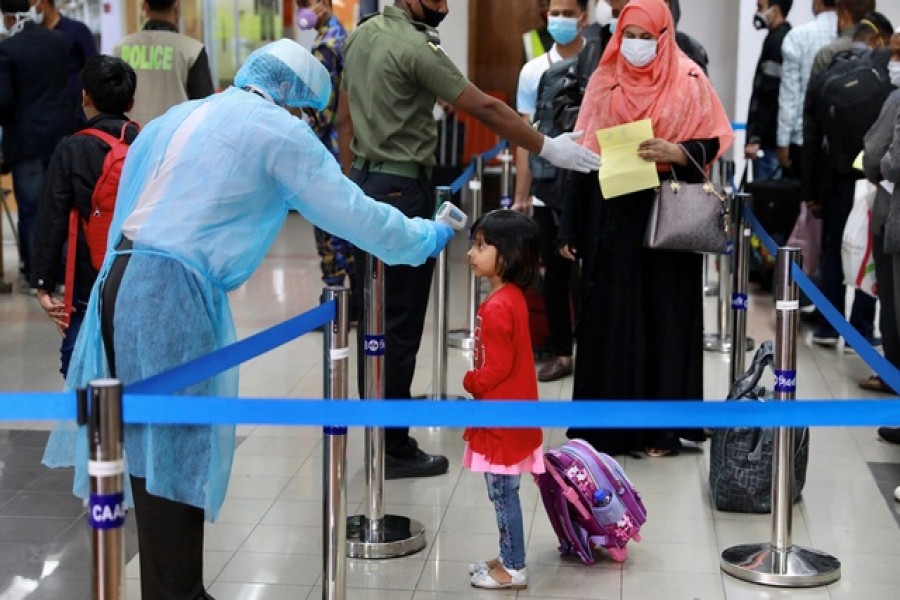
[0,187,14,293]
[79,380,125,600]
[430,186,463,399]
[730,193,755,384]
[706,192,753,354]
[499,148,513,209]
[449,155,484,351]
[721,247,841,587]
[322,287,350,599]
[346,255,426,559]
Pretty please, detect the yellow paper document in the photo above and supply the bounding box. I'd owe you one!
[596,119,660,199]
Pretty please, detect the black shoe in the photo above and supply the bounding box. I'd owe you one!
[877,427,900,445]
[385,448,449,479]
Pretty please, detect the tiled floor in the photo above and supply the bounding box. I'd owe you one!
[2,212,900,599]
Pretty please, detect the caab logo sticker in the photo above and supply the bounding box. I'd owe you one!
[89,492,126,530]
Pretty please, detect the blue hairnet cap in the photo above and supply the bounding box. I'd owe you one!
[234,39,331,111]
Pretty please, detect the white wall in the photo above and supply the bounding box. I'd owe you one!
[440,0,469,77]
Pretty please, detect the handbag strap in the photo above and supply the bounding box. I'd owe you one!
[670,143,726,201]
[676,143,710,181]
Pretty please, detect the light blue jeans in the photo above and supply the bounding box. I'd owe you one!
[485,473,526,570]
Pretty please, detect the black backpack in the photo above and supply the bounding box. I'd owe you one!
[817,47,893,173]
[528,55,576,210]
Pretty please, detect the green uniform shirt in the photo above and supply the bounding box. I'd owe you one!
[342,5,469,167]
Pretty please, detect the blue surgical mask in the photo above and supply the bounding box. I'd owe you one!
[547,16,580,45]
[609,18,617,34]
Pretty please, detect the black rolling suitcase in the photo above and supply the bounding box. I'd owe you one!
[742,167,802,245]
[742,164,803,289]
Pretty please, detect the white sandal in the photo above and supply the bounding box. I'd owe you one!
[471,566,528,590]
[468,560,490,575]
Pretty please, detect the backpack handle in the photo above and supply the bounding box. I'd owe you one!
[545,454,593,521]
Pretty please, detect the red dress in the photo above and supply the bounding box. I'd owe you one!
[463,284,543,467]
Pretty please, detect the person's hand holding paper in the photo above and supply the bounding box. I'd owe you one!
[596,118,660,199]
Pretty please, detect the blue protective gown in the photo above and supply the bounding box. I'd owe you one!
[43,87,440,520]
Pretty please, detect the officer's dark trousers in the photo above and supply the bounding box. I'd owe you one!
[533,205,573,357]
[819,174,875,338]
[101,242,207,600]
[350,167,435,457]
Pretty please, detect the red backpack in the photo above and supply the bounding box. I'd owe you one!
[63,122,138,324]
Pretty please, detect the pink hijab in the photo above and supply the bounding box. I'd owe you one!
[575,0,734,162]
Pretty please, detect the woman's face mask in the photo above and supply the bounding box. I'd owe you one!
[621,38,658,67]
[547,16,580,45]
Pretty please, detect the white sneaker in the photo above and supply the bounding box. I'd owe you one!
[894,486,900,503]
[471,566,528,590]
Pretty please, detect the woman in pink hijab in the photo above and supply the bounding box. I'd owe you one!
[560,0,734,458]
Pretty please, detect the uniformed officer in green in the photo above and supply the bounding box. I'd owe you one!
[338,0,599,480]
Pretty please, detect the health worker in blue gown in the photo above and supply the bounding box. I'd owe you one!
[43,38,454,600]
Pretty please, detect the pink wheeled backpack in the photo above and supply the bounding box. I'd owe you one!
[538,439,647,564]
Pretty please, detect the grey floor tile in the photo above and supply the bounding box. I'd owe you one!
[0,516,73,543]
[0,491,86,519]
[26,469,78,493]
[0,467,45,491]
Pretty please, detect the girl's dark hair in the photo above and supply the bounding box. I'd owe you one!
[470,210,540,289]
[80,55,137,115]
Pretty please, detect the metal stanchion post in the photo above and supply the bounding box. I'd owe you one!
[704,257,718,297]
[347,254,426,559]
[0,187,14,293]
[721,247,841,587]
[704,250,734,353]
[80,380,126,600]
[730,193,755,384]
[322,287,350,600]
[499,148,513,209]
[430,187,463,399]
[449,156,483,351]
[706,193,753,354]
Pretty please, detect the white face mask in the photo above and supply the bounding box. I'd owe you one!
[595,1,613,26]
[29,0,43,25]
[890,62,900,88]
[620,38,658,67]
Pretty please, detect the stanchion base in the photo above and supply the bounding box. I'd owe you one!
[704,334,732,353]
[703,335,756,353]
[447,330,475,350]
[721,543,841,587]
[346,514,426,559]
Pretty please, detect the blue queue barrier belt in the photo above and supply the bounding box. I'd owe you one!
[1,394,900,427]
[742,204,900,394]
[127,300,335,396]
[448,140,508,195]
[732,122,747,131]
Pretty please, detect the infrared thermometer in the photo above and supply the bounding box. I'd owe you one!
[434,201,468,231]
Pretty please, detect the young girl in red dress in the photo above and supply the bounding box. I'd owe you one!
[463,209,544,590]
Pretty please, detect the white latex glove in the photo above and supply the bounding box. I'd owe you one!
[539,132,602,173]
